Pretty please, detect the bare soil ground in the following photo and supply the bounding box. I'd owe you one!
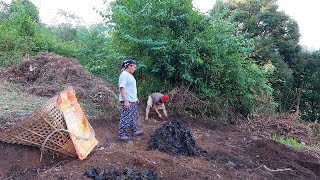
[0,53,319,180]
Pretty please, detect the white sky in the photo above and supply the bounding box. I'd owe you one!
[277,0,320,50]
[2,0,320,50]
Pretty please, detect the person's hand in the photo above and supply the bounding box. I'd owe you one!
[124,100,130,109]
[137,98,140,104]
[158,114,162,118]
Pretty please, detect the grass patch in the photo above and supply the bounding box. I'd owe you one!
[0,80,48,119]
[80,102,112,117]
[270,134,320,152]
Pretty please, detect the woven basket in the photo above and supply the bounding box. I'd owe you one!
[0,96,76,156]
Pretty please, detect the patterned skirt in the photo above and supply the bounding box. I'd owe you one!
[119,102,138,136]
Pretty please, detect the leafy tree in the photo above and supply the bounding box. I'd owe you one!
[294,50,320,121]
[49,11,83,42]
[9,0,39,23]
[50,24,79,42]
[0,1,10,19]
[220,0,301,112]
[106,0,274,118]
[0,0,38,66]
[0,0,77,67]
[0,19,24,66]
[73,25,120,84]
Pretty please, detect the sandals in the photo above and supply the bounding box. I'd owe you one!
[118,130,144,141]
[133,130,144,137]
[118,136,132,141]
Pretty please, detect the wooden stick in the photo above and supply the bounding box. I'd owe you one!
[260,165,293,172]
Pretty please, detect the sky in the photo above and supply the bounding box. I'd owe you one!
[3,0,320,50]
[277,0,320,50]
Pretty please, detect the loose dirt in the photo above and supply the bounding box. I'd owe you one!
[1,116,319,180]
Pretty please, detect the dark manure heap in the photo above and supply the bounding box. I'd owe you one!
[148,119,206,156]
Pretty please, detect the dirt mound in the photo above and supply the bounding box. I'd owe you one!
[244,139,320,179]
[148,119,206,156]
[0,53,118,116]
[239,113,320,148]
[85,166,160,180]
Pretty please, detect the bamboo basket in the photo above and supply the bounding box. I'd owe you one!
[0,96,76,157]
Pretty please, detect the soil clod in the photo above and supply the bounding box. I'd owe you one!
[84,166,160,180]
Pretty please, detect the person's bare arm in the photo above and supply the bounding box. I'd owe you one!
[120,87,130,108]
[145,105,151,120]
[154,105,162,118]
[163,105,168,117]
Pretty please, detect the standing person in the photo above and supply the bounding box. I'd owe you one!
[145,93,170,120]
[118,59,144,141]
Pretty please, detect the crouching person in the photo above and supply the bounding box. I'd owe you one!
[145,93,170,120]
